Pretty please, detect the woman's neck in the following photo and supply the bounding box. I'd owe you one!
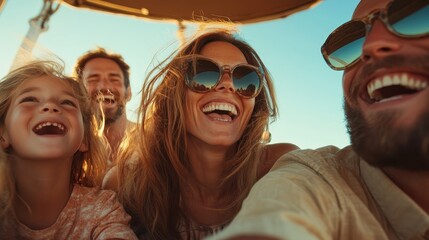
[13,157,73,230]
[186,140,233,190]
[180,182,234,227]
[182,140,235,226]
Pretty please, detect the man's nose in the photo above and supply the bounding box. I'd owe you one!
[99,77,112,88]
[94,78,114,93]
[360,20,401,64]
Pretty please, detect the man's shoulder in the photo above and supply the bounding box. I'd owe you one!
[273,145,361,175]
[126,120,137,131]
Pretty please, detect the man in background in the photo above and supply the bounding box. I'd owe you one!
[74,47,136,166]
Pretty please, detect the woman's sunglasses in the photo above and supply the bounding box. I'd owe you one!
[321,0,429,70]
[183,56,264,98]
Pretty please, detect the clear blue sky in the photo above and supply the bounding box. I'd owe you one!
[0,0,360,149]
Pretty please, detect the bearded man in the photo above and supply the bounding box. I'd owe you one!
[74,48,136,166]
[208,0,429,239]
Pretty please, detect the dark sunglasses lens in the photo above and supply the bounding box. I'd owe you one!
[388,0,429,36]
[233,66,261,98]
[325,21,366,69]
[187,59,220,92]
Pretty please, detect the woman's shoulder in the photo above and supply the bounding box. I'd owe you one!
[258,143,300,179]
[263,142,299,155]
[73,184,117,202]
[102,151,140,192]
[102,166,119,192]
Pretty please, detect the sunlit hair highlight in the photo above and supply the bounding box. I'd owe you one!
[118,27,278,239]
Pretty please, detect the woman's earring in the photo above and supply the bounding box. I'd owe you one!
[261,125,271,143]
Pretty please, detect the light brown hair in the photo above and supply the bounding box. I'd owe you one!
[118,28,278,239]
[0,60,108,229]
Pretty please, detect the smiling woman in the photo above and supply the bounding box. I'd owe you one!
[102,27,299,239]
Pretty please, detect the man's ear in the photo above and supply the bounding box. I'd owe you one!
[125,87,132,102]
[0,129,10,150]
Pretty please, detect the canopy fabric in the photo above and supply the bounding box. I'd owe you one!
[62,0,321,24]
[0,0,6,12]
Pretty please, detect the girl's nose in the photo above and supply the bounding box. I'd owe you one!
[41,102,60,113]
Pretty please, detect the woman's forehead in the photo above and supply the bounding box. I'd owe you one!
[199,41,247,65]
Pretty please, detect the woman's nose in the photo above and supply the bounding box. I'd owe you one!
[215,71,235,93]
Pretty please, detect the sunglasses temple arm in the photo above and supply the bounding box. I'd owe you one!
[328,55,350,67]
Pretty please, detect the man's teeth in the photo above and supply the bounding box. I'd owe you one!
[35,122,65,131]
[367,73,428,100]
[102,95,115,100]
[202,103,238,116]
[95,94,116,105]
[97,94,115,101]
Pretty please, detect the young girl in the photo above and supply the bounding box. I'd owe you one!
[0,60,137,239]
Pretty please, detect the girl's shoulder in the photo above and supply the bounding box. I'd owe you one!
[69,185,136,236]
[258,143,300,179]
[14,185,136,240]
[71,185,119,208]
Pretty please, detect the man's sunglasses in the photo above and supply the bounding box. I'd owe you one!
[321,0,429,71]
[183,56,264,98]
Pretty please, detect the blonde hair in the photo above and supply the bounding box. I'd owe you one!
[0,60,108,229]
[118,28,278,239]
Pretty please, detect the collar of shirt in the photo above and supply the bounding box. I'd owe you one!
[360,160,429,239]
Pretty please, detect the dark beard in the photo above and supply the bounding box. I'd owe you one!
[91,100,125,125]
[104,104,125,125]
[91,89,126,125]
[345,54,429,170]
[344,101,429,170]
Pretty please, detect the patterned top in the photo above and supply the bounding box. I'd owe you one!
[179,218,229,240]
[137,217,229,239]
[3,185,137,240]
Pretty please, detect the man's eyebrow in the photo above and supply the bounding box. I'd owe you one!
[109,72,122,78]
[86,73,101,78]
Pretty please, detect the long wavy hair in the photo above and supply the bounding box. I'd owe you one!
[118,28,279,239]
[0,60,108,230]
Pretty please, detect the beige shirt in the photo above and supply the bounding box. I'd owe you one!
[5,185,137,240]
[208,146,429,240]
